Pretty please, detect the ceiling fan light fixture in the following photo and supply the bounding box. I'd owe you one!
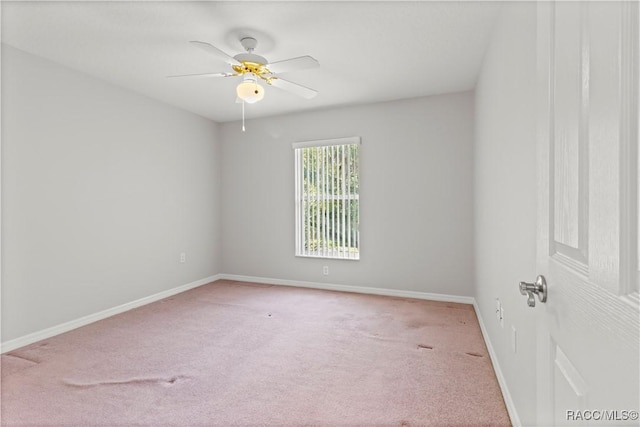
[236,74,265,104]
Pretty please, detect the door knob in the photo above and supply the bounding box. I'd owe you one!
[519,275,547,307]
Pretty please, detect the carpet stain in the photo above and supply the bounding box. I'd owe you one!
[465,352,483,358]
[417,344,433,350]
[404,320,429,329]
[356,331,398,342]
[64,375,189,388]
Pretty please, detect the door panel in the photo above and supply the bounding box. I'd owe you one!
[553,343,587,426]
[588,1,623,293]
[552,2,585,258]
[537,1,639,425]
[550,3,589,274]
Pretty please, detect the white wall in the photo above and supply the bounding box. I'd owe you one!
[1,45,222,342]
[474,3,537,426]
[220,93,475,297]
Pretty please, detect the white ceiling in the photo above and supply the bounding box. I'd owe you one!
[1,1,501,123]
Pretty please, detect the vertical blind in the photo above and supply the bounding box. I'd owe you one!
[293,137,360,260]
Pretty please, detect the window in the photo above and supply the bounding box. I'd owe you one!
[293,137,360,260]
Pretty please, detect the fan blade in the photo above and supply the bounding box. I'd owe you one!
[167,72,237,78]
[190,41,241,66]
[267,56,319,74]
[268,77,318,99]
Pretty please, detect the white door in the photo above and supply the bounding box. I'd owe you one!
[535,1,639,426]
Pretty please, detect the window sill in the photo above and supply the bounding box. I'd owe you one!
[295,254,360,261]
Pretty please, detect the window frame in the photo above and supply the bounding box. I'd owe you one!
[293,136,361,260]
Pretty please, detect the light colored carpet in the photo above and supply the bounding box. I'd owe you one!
[1,280,510,426]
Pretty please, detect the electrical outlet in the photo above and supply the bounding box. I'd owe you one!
[180,252,186,263]
[323,266,329,276]
[511,326,517,353]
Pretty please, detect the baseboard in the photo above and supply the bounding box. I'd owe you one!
[1,274,222,353]
[473,301,521,427]
[218,274,475,305]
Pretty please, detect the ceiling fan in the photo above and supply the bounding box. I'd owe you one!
[170,36,319,104]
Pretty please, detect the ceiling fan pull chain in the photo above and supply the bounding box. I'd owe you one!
[242,100,246,132]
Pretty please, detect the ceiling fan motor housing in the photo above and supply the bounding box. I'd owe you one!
[232,53,270,79]
[232,37,271,78]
